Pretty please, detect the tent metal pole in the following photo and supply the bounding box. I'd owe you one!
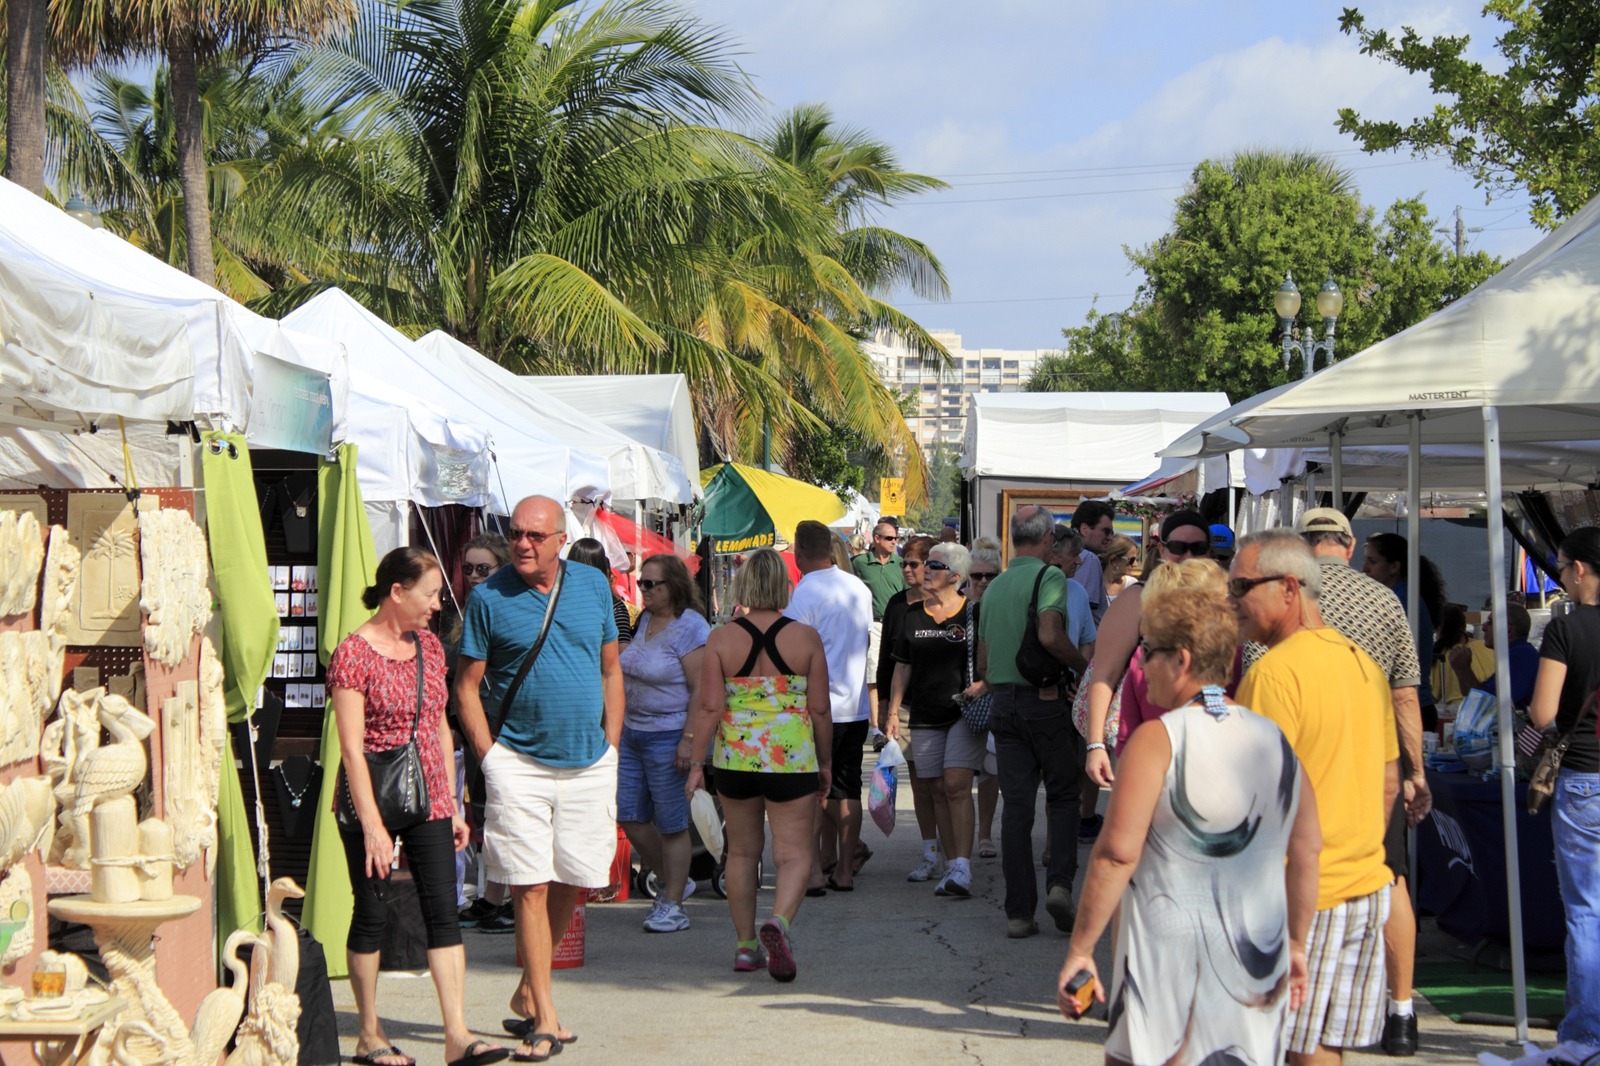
[1406,414,1421,650]
[1484,404,1530,1041]
[1329,429,1343,509]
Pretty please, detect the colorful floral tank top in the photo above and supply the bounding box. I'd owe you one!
[713,617,818,774]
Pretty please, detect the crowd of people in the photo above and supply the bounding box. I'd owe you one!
[323,492,1600,1065]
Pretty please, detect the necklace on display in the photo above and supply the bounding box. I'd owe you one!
[279,767,311,808]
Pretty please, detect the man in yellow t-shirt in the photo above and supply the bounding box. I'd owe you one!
[1232,530,1400,1066]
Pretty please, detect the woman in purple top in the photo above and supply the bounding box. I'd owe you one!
[618,553,711,933]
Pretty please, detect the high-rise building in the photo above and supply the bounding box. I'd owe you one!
[866,330,1056,461]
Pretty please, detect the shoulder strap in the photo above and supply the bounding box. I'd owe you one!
[730,616,798,676]
[409,631,425,744]
[966,600,977,687]
[1028,564,1049,614]
[490,561,566,740]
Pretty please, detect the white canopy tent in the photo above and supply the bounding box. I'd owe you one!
[416,332,692,505]
[285,290,613,514]
[1161,191,1600,1041]
[960,391,1236,539]
[530,374,701,494]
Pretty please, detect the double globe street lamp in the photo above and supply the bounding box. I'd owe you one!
[1275,270,1343,379]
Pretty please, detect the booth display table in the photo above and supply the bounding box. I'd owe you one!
[0,994,124,1066]
[1416,769,1564,955]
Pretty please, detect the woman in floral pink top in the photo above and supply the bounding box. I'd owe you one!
[328,547,507,1066]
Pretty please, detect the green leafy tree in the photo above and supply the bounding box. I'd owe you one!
[1337,2,1600,229]
[905,441,961,534]
[1041,151,1500,401]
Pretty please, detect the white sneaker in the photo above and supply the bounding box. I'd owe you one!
[683,878,697,901]
[935,864,971,897]
[642,898,690,933]
[907,851,943,883]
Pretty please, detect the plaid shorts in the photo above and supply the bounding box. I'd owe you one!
[1285,886,1391,1054]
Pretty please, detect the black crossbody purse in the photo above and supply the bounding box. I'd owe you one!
[336,631,431,832]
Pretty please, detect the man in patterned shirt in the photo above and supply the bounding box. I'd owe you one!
[1297,507,1430,1057]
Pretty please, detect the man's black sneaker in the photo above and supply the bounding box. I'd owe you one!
[478,904,516,934]
[458,898,499,927]
[1381,1012,1417,1056]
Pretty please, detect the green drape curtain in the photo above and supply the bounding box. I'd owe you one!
[302,443,378,977]
[200,430,279,958]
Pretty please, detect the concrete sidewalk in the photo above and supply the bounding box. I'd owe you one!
[332,778,1550,1065]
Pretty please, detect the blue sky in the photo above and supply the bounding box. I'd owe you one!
[687,0,1540,352]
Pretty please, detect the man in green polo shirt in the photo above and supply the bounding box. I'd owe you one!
[975,504,1088,940]
[853,519,905,735]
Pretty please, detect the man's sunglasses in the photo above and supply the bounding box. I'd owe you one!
[638,579,667,591]
[508,528,560,544]
[1163,539,1209,557]
[1227,574,1286,598]
[462,563,496,577]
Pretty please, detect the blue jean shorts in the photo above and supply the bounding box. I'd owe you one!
[616,724,691,834]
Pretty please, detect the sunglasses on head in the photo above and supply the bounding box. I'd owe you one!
[638,579,667,591]
[1163,539,1209,557]
[462,563,495,577]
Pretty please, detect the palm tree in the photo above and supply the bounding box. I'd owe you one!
[4,0,49,193]
[49,0,356,285]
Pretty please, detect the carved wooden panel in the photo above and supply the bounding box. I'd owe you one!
[61,495,157,646]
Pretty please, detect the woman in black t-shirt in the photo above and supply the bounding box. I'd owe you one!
[1530,527,1600,1043]
[886,542,988,898]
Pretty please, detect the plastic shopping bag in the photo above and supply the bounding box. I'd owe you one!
[1454,688,1499,772]
[868,741,906,836]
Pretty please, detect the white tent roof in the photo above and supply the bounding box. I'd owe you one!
[530,374,700,493]
[1163,192,1600,460]
[0,177,346,446]
[286,290,612,511]
[416,332,692,504]
[962,391,1234,484]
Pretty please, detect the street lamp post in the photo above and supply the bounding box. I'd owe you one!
[1275,270,1343,378]
[62,193,105,230]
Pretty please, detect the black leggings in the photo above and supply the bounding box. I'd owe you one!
[340,817,463,954]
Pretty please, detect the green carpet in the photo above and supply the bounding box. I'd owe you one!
[1414,960,1566,1027]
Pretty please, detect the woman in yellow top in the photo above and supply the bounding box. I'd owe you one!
[685,549,831,983]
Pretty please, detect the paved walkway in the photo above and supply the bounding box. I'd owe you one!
[331,775,1551,1065]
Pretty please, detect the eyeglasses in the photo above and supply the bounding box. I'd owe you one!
[638,579,667,591]
[462,563,495,577]
[508,528,561,544]
[1164,539,1209,557]
[1227,574,1287,598]
[1124,555,1138,565]
[969,571,998,582]
[924,560,951,572]
[1139,639,1177,658]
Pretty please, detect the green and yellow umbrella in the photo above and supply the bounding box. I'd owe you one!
[699,463,847,554]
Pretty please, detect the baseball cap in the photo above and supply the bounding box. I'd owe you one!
[1209,524,1235,552]
[1297,507,1353,538]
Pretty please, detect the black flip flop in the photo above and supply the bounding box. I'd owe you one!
[352,1047,415,1066]
[510,1035,563,1063]
[825,876,854,892]
[503,1021,575,1046]
[448,1042,509,1066]
[804,885,827,897]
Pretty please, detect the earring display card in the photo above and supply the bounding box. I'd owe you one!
[301,652,317,677]
[286,653,302,678]
[291,566,310,592]
[311,684,326,709]
[275,592,290,615]
[272,653,289,678]
[309,589,320,617]
[290,592,306,617]
[306,566,319,593]
[271,566,290,591]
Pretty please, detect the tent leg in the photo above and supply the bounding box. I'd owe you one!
[1330,430,1343,510]
[1484,405,1530,1041]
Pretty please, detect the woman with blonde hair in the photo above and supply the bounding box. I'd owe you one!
[1058,560,1320,1063]
[1098,534,1141,602]
[685,549,831,982]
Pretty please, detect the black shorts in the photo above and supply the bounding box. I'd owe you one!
[828,719,870,800]
[1384,793,1409,880]
[715,768,819,803]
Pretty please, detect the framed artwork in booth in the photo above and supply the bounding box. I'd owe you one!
[996,489,1151,567]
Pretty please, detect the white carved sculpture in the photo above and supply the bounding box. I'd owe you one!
[66,692,155,876]
[198,638,226,873]
[0,509,45,617]
[162,683,204,872]
[0,774,56,966]
[189,931,255,1066]
[0,630,57,767]
[41,524,82,657]
[64,496,148,647]
[230,878,303,1066]
[138,508,212,667]
[42,688,102,867]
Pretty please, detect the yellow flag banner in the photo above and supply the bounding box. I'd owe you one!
[879,477,905,517]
